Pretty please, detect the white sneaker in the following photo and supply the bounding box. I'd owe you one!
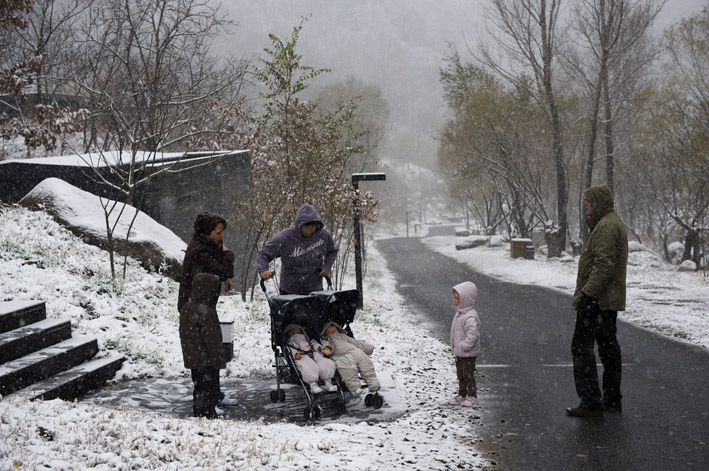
[218,397,239,406]
[214,406,225,415]
[325,380,338,392]
[353,388,364,396]
[310,382,324,394]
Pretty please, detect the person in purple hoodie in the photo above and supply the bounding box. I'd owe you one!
[448,281,482,408]
[257,203,339,295]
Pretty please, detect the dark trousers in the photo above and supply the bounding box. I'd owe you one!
[571,309,622,407]
[191,366,222,418]
[455,356,477,398]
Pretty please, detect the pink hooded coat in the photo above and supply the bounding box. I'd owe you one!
[450,281,481,358]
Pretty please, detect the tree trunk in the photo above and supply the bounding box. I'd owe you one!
[682,228,701,266]
[603,74,615,193]
[545,227,565,259]
[538,0,568,258]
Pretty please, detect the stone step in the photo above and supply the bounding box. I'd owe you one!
[0,336,98,397]
[0,318,72,364]
[28,353,125,401]
[0,300,46,334]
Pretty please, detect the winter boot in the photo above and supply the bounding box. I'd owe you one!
[325,379,338,392]
[310,382,324,394]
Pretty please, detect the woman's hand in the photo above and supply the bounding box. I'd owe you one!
[295,352,302,360]
[260,270,274,280]
[225,278,233,292]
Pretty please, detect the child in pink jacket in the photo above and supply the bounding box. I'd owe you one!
[448,281,481,407]
[285,324,338,395]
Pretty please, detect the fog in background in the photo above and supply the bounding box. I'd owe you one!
[216,0,706,170]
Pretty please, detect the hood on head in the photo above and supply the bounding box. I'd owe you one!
[284,324,308,340]
[321,321,344,338]
[191,273,221,303]
[294,203,324,231]
[453,281,478,312]
[584,185,615,219]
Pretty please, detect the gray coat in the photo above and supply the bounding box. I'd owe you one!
[320,321,380,393]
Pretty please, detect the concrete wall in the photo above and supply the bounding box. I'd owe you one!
[0,151,251,282]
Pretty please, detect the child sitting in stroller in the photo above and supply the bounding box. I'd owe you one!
[286,324,338,394]
[321,321,381,396]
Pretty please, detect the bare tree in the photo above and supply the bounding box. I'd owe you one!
[0,0,88,159]
[478,0,569,257]
[438,50,553,239]
[8,0,92,101]
[63,0,250,278]
[565,0,663,239]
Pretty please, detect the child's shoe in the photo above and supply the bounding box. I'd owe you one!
[461,396,476,407]
[309,382,324,394]
[325,380,338,392]
[447,395,464,405]
[218,396,239,406]
[214,406,225,415]
[353,388,364,396]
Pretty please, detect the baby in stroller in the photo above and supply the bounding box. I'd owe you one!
[321,321,381,396]
[285,324,338,395]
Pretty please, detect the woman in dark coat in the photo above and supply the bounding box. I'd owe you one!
[179,273,227,418]
[178,212,237,417]
[178,212,235,311]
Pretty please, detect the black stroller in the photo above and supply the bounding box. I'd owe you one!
[262,277,384,420]
[262,278,347,420]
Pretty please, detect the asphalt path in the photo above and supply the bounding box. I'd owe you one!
[375,228,708,471]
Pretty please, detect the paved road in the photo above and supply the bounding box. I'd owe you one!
[376,229,709,471]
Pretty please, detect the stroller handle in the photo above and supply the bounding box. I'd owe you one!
[259,273,333,299]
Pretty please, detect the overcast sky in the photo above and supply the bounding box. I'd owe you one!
[217,0,707,166]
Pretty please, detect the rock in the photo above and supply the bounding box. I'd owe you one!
[678,260,697,272]
[455,236,490,250]
[19,178,186,280]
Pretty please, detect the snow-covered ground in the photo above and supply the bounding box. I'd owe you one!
[0,206,488,471]
[421,232,709,350]
[2,202,707,470]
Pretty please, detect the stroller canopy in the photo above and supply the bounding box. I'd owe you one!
[269,294,323,341]
[310,289,359,329]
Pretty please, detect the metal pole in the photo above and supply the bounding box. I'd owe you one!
[351,172,386,310]
[353,180,363,308]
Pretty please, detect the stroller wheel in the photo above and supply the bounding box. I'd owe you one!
[373,394,384,409]
[278,389,286,402]
[304,405,322,421]
[364,394,373,407]
[269,390,279,403]
[334,398,347,415]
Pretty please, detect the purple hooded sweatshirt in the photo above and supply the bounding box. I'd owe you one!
[256,204,338,294]
[450,281,481,358]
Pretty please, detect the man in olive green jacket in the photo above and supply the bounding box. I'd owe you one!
[567,185,628,418]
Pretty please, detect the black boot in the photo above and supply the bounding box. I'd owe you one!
[566,403,603,418]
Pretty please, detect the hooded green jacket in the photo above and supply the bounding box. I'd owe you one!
[572,185,628,312]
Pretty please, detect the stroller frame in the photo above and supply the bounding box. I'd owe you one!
[261,278,349,421]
